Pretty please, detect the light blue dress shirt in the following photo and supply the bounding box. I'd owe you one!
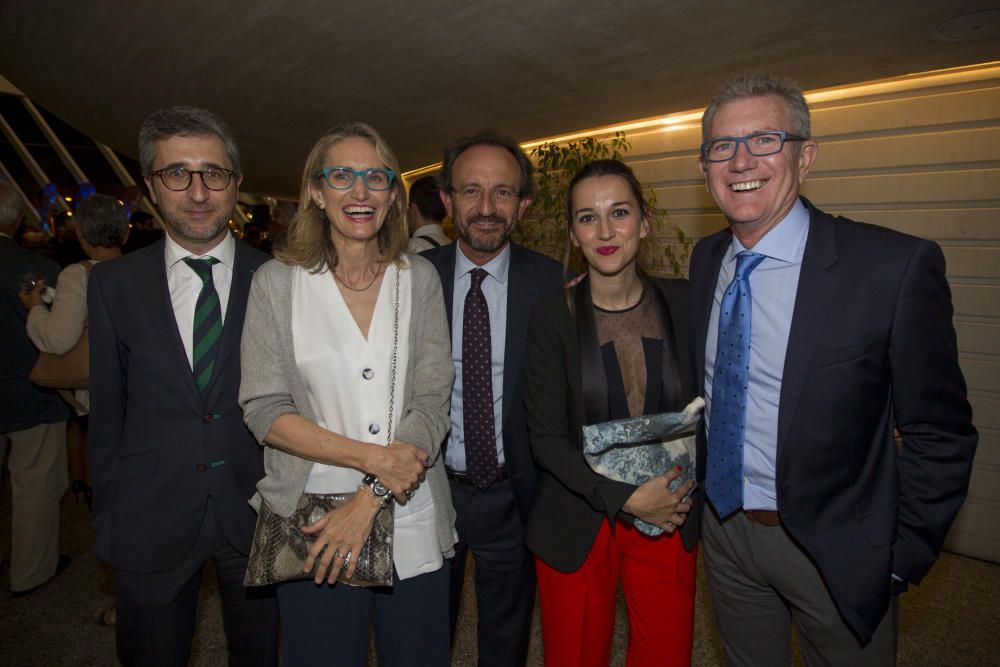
[704,199,809,511]
[445,244,509,471]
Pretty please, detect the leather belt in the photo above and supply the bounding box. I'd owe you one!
[446,466,509,488]
[744,509,781,527]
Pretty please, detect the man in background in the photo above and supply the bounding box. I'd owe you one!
[407,174,451,253]
[0,179,71,597]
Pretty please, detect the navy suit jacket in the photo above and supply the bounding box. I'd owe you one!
[690,197,978,641]
[422,242,563,522]
[0,236,70,432]
[88,238,269,573]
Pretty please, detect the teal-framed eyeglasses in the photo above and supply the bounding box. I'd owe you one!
[315,166,396,191]
[701,131,808,163]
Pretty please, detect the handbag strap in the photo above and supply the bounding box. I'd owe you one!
[385,265,400,446]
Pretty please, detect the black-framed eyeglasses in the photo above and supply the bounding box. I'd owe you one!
[315,166,396,191]
[150,167,237,191]
[701,131,808,163]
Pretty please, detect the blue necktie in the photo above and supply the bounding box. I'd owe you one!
[706,251,766,518]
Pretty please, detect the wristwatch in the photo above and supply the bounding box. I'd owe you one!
[362,474,392,502]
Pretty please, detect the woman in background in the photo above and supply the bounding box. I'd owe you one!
[21,193,129,508]
[523,159,700,666]
[240,121,455,666]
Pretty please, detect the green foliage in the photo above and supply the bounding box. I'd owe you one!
[513,131,691,277]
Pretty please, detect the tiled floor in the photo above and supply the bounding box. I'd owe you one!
[3,476,998,666]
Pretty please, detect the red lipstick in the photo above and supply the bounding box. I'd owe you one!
[597,246,618,256]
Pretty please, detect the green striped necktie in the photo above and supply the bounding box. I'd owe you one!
[183,257,222,393]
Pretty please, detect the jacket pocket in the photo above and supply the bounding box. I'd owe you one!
[857,501,897,548]
[810,339,872,370]
[116,450,158,480]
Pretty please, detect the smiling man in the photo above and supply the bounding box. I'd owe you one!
[421,132,563,666]
[690,73,977,664]
[88,107,277,665]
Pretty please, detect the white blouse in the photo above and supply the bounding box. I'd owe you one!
[291,259,442,580]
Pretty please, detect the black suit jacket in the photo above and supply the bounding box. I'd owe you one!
[88,238,269,573]
[690,198,978,641]
[523,277,700,573]
[422,242,563,522]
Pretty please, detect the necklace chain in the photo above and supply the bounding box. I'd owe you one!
[333,262,383,292]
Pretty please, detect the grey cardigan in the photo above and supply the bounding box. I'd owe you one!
[239,254,456,557]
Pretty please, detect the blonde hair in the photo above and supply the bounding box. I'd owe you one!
[275,121,409,272]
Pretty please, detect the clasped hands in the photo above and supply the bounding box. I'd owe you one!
[301,439,428,584]
[622,466,694,534]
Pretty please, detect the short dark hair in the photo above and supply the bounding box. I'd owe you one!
[408,175,446,222]
[702,72,811,142]
[75,194,130,247]
[440,130,536,200]
[138,106,241,177]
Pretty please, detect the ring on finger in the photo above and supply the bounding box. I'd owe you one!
[404,488,414,499]
[343,551,352,565]
[666,521,675,528]
[332,549,343,559]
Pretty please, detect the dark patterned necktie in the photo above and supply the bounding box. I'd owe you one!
[463,268,500,489]
[183,257,222,393]
[705,251,766,518]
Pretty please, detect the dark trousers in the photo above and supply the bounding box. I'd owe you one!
[278,563,451,667]
[113,499,278,667]
[448,477,535,667]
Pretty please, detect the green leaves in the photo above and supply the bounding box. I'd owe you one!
[516,131,690,276]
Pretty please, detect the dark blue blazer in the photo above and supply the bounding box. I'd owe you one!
[0,236,70,432]
[88,238,268,573]
[422,242,563,522]
[690,197,978,642]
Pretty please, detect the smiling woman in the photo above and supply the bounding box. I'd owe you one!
[523,158,701,666]
[239,121,457,665]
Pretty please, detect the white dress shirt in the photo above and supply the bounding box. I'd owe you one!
[445,243,509,471]
[164,233,235,370]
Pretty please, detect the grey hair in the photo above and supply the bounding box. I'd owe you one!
[0,179,25,232]
[138,106,240,176]
[75,194,130,247]
[701,72,811,141]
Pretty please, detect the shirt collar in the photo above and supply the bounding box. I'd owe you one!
[456,241,510,285]
[164,231,236,271]
[726,197,809,264]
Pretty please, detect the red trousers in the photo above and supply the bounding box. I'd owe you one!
[535,519,697,667]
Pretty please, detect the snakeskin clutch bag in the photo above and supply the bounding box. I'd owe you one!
[244,492,394,587]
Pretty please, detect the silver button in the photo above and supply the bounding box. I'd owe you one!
[362,368,374,380]
[369,423,380,435]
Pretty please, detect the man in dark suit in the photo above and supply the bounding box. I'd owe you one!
[89,107,277,665]
[690,72,978,664]
[423,132,562,666]
[1,180,71,597]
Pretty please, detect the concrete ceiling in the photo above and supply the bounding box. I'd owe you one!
[1,1,998,198]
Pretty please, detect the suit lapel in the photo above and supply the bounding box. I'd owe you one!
[204,241,254,400]
[693,233,729,393]
[138,241,202,400]
[776,203,840,458]
[503,244,535,427]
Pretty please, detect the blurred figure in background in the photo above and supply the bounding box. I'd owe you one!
[0,178,72,597]
[21,194,130,509]
[406,175,451,253]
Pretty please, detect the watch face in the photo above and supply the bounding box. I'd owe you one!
[373,480,390,497]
